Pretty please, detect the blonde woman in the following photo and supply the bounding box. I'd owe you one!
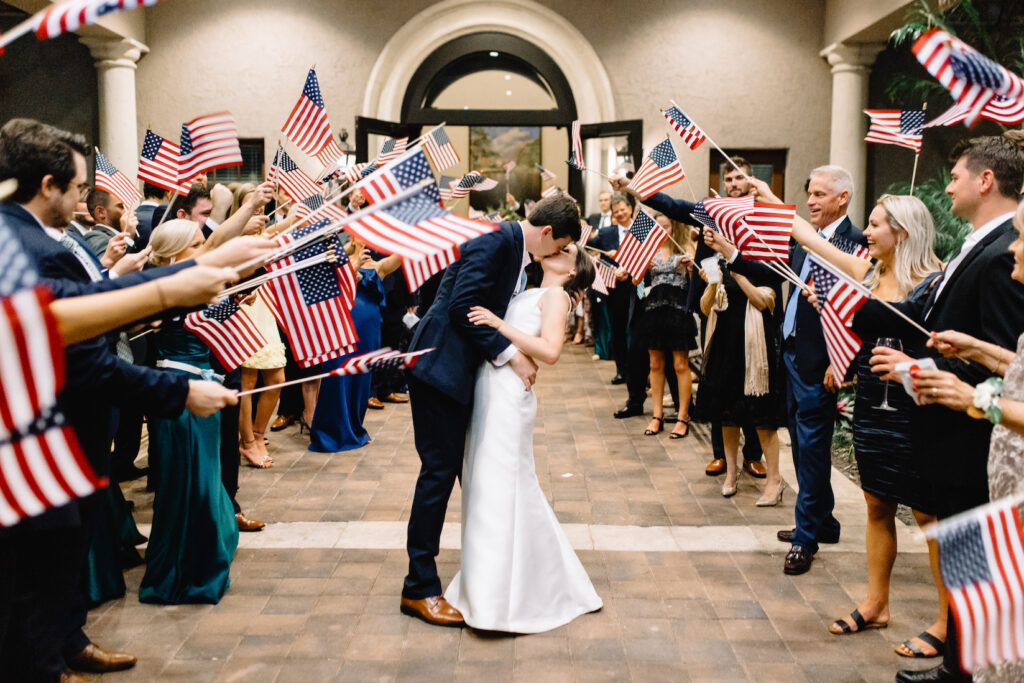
[748,178,947,658]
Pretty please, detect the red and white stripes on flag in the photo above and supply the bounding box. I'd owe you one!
[293,194,347,224]
[93,148,142,208]
[661,105,707,150]
[177,112,243,185]
[345,190,498,292]
[0,286,104,527]
[932,496,1024,673]
[329,347,433,376]
[576,222,592,249]
[567,120,585,171]
[694,195,756,241]
[733,203,795,261]
[541,185,559,198]
[353,148,440,207]
[863,110,925,153]
[34,0,159,40]
[281,68,336,158]
[422,126,460,171]
[183,297,267,371]
[592,256,616,294]
[375,137,409,166]
[924,97,1024,127]
[316,138,346,168]
[807,255,869,380]
[139,130,189,196]
[615,210,667,281]
[270,148,323,204]
[913,28,1024,128]
[627,138,685,199]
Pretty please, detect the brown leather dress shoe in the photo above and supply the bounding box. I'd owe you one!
[743,460,767,478]
[400,595,465,627]
[783,545,814,575]
[382,392,409,403]
[270,414,294,432]
[236,512,265,532]
[66,643,137,673]
[705,458,726,476]
[367,397,385,410]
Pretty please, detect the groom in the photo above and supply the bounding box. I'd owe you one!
[401,194,582,626]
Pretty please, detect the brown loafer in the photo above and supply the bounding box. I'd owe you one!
[400,595,465,627]
[367,397,385,410]
[382,392,409,403]
[67,643,136,673]
[270,415,294,432]
[236,512,265,532]
[705,458,726,476]
[743,460,767,478]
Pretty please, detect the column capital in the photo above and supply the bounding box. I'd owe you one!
[81,37,149,71]
[819,42,885,75]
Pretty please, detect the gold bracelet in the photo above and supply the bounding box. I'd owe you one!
[154,279,169,309]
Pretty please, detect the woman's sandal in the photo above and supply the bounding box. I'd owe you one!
[644,417,664,436]
[240,439,272,469]
[828,608,888,635]
[669,420,690,439]
[895,631,945,658]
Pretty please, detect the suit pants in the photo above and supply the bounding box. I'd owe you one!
[220,368,241,513]
[711,419,763,463]
[784,349,839,554]
[404,377,473,599]
[607,289,630,378]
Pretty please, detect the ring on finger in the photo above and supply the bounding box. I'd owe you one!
[931,388,938,395]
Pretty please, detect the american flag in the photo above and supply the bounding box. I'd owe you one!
[567,120,585,171]
[343,163,370,185]
[346,189,498,291]
[355,148,440,206]
[329,347,433,376]
[0,222,37,297]
[281,69,336,158]
[615,210,667,281]
[540,185,560,198]
[934,497,1024,673]
[294,193,347,224]
[592,255,617,293]
[627,139,685,199]
[864,110,925,153]
[93,148,141,208]
[262,220,358,367]
[662,106,707,150]
[504,160,517,180]
[807,256,868,379]
[139,130,188,195]
[183,296,267,371]
[577,221,592,248]
[0,286,104,528]
[316,138,346,168]
[270,148,322,203]
[448,171,497,200]
[692,195,755,243]
[924,96,1024,127]
[733,203,795,261]
[375,137,408,166]
[177,112,243,184]
[438,175,455,202]
[537,165,556,182]
[33,0,159,40]
[913,28,1024,127]
[484,212,503,224]
[832,234,872,261]
[422,126,460,171]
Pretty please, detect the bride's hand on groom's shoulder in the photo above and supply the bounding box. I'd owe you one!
[468,306,500,329]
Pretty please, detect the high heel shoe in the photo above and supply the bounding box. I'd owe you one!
[240,439,272,469]
[644,416,664,436]
[298,416,311,436]
[721,476,738,497]
[756,480,786,507]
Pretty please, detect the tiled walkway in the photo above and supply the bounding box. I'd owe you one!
[89,345,939,682]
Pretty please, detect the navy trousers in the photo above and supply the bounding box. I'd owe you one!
[404,376,473,599]
[784,349,839,554]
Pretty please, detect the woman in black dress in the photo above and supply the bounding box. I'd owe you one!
[749,179,947,659]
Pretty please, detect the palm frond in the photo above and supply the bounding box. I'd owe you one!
[886,169,971,261]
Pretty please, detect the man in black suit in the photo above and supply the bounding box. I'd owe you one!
[131,182,168,252]
[401,195,581,626]
[731,165,866,575]
[859,135,1024,683]
[0,118,241,682]
[588,194,635,389]
[586,189,612,231]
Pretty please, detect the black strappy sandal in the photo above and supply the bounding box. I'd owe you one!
[669,419,690,439]
[828,608,888,635]
[895,631,945,658]
[644,417,664,436]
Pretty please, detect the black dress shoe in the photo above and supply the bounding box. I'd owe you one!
[783,545,814,575]
[613,404,644,419]
[610,375,626,385]
[895,664,972,682]
[776,528,840,544]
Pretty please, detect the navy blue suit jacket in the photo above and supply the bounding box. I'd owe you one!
[409,221,524,403]
[731,215,866,385]
[132,201,159,251]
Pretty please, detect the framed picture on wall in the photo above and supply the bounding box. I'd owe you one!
[469,125,541,208]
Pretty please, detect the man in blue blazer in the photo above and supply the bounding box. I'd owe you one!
[730,166,866,575]
[401,194,581,626]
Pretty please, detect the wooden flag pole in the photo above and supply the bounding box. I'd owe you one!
[910,102,927,195]
[669,99,749,180]
[156,192,179,227]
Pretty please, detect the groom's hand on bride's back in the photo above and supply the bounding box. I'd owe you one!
[508,351,538,391]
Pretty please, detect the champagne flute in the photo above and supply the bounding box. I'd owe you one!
[873,337,903,411]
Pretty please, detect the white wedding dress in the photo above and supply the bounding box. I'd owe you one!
[444,287,603,633]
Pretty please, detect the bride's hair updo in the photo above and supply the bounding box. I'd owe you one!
[562,246,595,296]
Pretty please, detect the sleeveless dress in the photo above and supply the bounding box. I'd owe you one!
[850,271,940,513]
[139,324,239,604]
[635,253,697,352]
[240,294,286,370]
[444,287,603,633]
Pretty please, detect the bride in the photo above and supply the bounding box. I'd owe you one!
[444,242,602,633]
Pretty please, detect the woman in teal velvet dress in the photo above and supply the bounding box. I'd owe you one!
[310,244,400,453]
[138,219,240,604]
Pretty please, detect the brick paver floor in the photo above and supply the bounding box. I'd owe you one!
[87,345,940,682]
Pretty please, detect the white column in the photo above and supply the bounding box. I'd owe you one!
[82,37,149,183]
[819,42,885,226]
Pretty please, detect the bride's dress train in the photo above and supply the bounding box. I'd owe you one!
[444,287,602,633]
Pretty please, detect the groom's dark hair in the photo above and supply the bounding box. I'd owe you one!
[529,194,581,242]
